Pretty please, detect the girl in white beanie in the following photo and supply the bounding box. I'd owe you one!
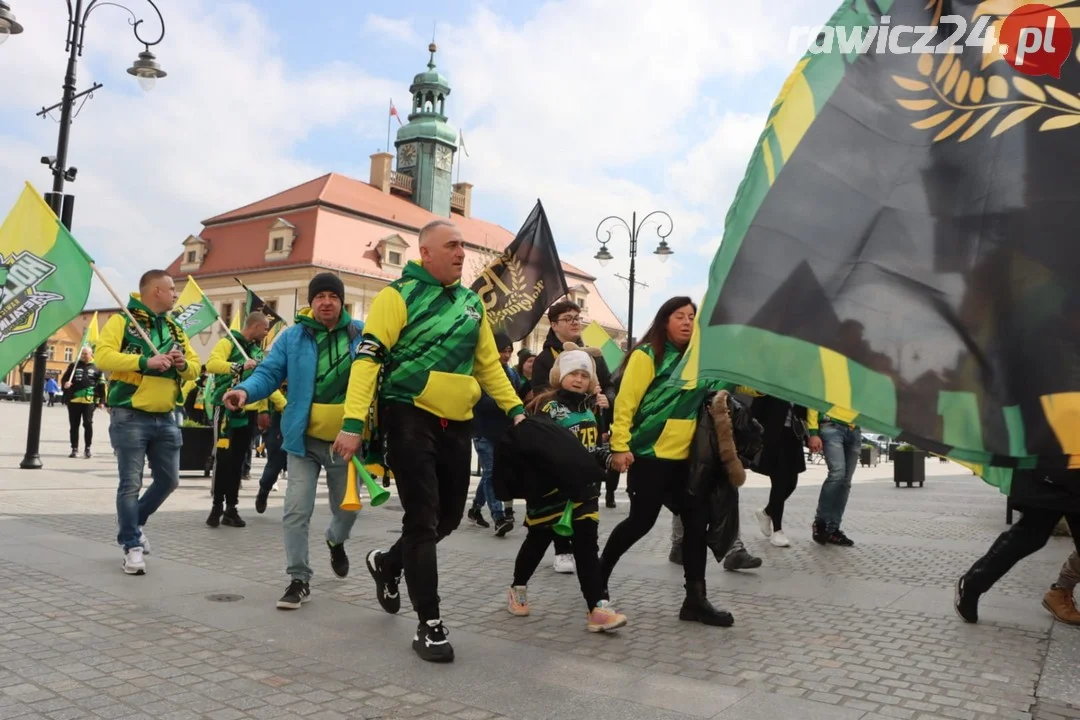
[505,343,628,632]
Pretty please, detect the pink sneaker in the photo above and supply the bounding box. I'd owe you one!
[586,601,626,632]
[507,585,529,616]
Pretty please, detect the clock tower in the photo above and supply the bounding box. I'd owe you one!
[394,43,457,217]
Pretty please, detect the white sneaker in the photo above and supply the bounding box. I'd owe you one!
[770,530,791,547]
[138,527,150,555]
[553,554,576,574]
[123,547,146,575]
[755,509,773,539]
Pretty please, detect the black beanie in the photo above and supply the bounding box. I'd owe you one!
[308,272,344,305]
[493,331,512,351]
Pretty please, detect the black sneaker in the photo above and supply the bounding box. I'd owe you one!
[206,506,222,528]
[412,619,454,663]
[366,549,401,614]
[276,580,310,609]
[812,521,829,544]
[605,493,616,509]
[467,508,490,528]
[493,517,513,537]
[954,576,979,623]
[69,449,78,458]
[221,508,246,528]
[826,529,854,546]
[255,491,268,514]
[84,449,92,459]
[327,540,349,578]
[723,548,762,571]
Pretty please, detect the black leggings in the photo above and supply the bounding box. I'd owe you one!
[514,520,602,610]
[67,403,94,449]
[764,471,799,531]
[601,457,706,584]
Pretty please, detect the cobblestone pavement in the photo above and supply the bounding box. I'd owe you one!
[1,401,1078,720]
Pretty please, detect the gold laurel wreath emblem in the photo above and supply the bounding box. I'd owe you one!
[892,0,1080,142]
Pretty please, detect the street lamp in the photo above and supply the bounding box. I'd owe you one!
[4,0,167,469]
[594,210,674,349]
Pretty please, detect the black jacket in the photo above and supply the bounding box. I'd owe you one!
[750,395,808,477]
[491,414,607,504]
[60,361,106,405]
[1008,468,1080,514]
[472,363,521,441]
[531,329,615,428]
[685,391,764,561]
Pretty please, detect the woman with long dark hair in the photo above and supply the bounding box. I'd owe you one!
[600,296,734,627]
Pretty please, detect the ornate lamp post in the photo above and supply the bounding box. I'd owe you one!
[2,1,167,469]
[594,211,674,348]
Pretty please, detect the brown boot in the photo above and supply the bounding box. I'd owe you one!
[1042,586,1080,625]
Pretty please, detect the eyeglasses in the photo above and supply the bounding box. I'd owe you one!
[559,315,582,325]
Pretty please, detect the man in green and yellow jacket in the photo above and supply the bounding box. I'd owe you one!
[96,270,202,576]
[335,219,524,664]
[204,311,284,529]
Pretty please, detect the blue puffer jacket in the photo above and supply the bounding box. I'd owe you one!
[236,310,364,457]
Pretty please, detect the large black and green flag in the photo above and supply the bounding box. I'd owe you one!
[470,199,568,342]
[684,0,1080,490]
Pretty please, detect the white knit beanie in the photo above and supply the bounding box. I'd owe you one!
[548,342,600,390]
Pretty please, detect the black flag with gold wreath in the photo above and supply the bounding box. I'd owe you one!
[470,199,568,342]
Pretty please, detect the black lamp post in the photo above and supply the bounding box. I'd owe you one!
[3,1,166,469]
[594,211,674,349]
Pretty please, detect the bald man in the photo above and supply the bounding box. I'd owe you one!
[336,219,525,663]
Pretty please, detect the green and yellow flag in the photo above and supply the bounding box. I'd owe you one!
[0,183,94,379]
[78,310,99,352]
[171,275,219,336]
[686,0,1080,488]
[581,321,624,372]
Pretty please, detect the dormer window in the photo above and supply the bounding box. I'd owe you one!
[266,218,296,261]
[180,235,207,272]
[378,233,410,270]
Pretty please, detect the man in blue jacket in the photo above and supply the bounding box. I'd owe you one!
[223,273,364,610]
[466,332,520,537]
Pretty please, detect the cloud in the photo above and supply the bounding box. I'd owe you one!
[363,14,422,46]
[0,0,399,306]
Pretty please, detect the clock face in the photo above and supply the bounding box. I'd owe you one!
[435,145,453,172]
[397,143,417,168]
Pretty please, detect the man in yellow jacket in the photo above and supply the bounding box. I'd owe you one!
[96,270,201,576]
[335,219,524,664]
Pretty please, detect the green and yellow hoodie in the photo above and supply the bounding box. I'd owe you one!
[343,260,524,432]
[96,293,201,413]
[205,330,285,415]
[610,342,722,461]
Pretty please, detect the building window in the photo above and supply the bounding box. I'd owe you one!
[272,237,284,252]
[387,250,402,266]
[47,345,55,360]
[221,302,233,328]
[266,299,277,315]
[186,250,197,264]
[64,347,73,362]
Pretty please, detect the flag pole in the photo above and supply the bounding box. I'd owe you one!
[215,314,252,362]
[387,98,392,154]
[89,263,163,356]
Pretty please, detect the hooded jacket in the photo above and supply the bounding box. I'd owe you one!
[343,260,524,433]
[96,293,201,413]
[235,308,363,456]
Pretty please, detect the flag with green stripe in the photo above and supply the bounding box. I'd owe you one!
[581,321,624,372]
[682,0,1080,490]
[0,183,94,379]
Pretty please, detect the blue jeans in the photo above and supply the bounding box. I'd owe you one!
[110,408,182,551]
[815,423,861,531]
[283,437,359,582]
[471,437,503,520]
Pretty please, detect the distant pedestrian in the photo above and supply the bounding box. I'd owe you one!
[61,346,106,458]
[45,376,59,406]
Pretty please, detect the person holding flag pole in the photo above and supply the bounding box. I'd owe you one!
[60,312,106,459]
[93,268,202,576]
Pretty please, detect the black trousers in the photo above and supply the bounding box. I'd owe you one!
[514,520,602,610]
[258,415,287,495]
[381,403,472,623]
[212,412,255,509]
[601,456,706,584]
[964,507,1080,594]
[67,403,95,450]
[764,471,799,531]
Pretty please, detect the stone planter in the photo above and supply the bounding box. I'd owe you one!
[860,445,879,467]
[893,450,926,488]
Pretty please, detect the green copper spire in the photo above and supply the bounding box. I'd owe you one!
[394,43,458,216]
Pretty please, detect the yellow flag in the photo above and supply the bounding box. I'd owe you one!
[171,275,219,336]
[79,311,99,351]
[230,308,241,331]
